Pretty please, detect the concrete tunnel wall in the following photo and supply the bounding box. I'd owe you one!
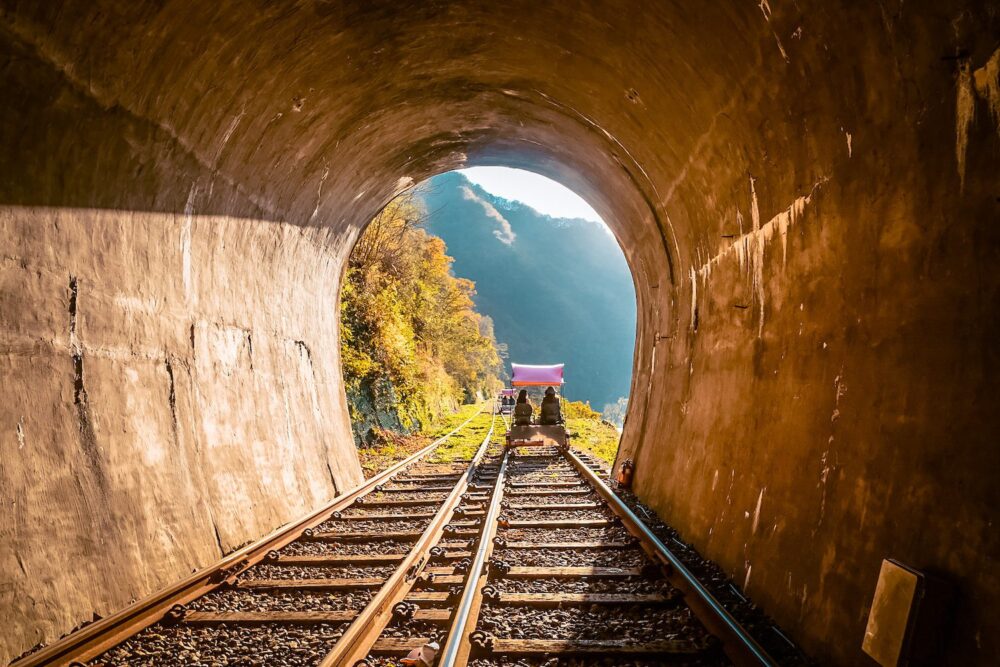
[0,1,997,664]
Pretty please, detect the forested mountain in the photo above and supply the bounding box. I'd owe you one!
[418,172,635,411]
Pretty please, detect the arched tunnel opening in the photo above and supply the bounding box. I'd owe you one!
[1,2,998,665]
[340,166,635,465]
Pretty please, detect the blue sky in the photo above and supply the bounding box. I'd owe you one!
[457,167,603,224]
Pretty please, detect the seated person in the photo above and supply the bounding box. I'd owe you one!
[513,389,533,425]
[539,386,563,425]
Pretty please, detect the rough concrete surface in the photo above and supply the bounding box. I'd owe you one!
[0,1,997,665]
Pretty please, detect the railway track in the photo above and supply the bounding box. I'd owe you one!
[11,407,491,667]
[13,407,783,667]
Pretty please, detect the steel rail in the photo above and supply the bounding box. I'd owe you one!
[437,447,510,666]
[561,446,779,667]
[319,411,498,667]
[12,404,487,667]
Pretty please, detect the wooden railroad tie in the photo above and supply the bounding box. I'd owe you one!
[404,591,452,603]
[307,530,423,541]
[511,476,582,486]
[506,488,591,496]
[506,502,601,510]
[433,550,473,559]
[380,485,455,492]
[356,497,447,507]
[511,481,582,486]
[507,481,583,488]
[336,512,437,520]
[510,480,577,485]
[502,519,612,528]
[504,566,644,578]
[510,461,574,466]
[394,474,462,482]
[270,554,405,566]
[500,541,633,549]
[183,608,448,625]
[468,483,495,491]
[478,637,709,656]
[488,592,675,606]
[513,472,580,476]
[405,608,451,622]
[424,574,465,585]
[370,637,431,654]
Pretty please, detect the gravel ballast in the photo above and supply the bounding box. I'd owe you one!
[98,623,344,666]
[315,519,427,533]
[501,527,632,542]
[492,577,672,595]
[504,508,611,521]
[280,539,413,556]
[494,547,645,568]
[239,563,397,581]
[188,588,373,612]
[506,493,599,505]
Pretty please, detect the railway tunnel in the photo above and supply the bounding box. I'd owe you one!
[1,1,998,664]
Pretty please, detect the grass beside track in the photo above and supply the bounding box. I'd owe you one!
[567,416,621,467]
[421,402,485,440]
[357,399,619,475]
[426,408,497,463]
[356,402,488,476]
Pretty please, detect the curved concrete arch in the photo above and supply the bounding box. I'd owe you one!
[1,1,998,664]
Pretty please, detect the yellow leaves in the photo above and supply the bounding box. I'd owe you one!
[563,399,601,420]
[341,193,503,432]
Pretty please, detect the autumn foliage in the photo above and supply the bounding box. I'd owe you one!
[341,195,503,439]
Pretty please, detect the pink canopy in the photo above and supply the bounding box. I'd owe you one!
[500,389,516,397]
[510,363,565,387]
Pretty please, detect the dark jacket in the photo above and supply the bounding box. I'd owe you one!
[513,401,533,425]
[539,395,562,424]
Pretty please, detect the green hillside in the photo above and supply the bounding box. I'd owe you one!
[418,172,636,411]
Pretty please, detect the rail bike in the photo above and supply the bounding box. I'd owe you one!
[503,362,570,449]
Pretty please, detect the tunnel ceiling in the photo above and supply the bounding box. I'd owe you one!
[2,0,773,272]
[9,0,986,298]
[2,1,999,665]
[3,1,995,249]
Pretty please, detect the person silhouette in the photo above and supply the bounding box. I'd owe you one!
[513,389,533,425]
[539,386,562,425]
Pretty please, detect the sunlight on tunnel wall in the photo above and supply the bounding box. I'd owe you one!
[0,2,998,665]
[0,205,362,657]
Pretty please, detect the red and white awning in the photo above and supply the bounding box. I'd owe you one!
[511,363,565,387]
